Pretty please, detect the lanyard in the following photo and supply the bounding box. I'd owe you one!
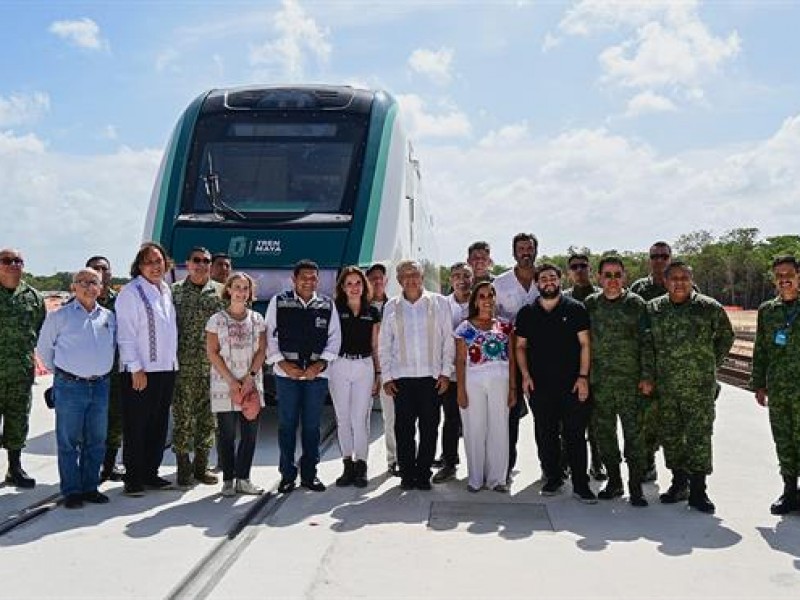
[783,302,800,329]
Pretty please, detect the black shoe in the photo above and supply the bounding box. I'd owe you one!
[388,462,401,477]
[5,449,36,488]
[109,464,126,482]
[64,494,84,509]
[688,474,715,514]
[353,460,368,489]
[82,490,110,504]
[590,464,608,482]
[660,471,689,504]
[416,478,432,491]
[573,486,598,504]
[123,483,145,497]
[432,465,456,484]
[628,481,648,507]
[770,477,798,515]
[400,478,416,490]
[144,476,172,490]
[336,459,355,487]
[278,479,296,494]
[301,477,326,492]
[432,456,444,469]
[598,480,624,500]
[541,479,563,496]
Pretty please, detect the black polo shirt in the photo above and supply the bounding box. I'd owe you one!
[337,301,381,357]
[515,294,589,393]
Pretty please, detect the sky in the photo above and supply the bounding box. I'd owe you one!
[2,0,800,274]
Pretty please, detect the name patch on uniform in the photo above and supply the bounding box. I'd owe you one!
[315,317,328,329]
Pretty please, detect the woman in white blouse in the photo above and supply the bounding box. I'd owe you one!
[115,242,178,497]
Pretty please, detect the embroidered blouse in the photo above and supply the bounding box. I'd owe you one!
[454,318,513,368]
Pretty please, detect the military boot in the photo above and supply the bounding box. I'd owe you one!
[687,473,715,513]
[659,470,689,503]
[769,476,798,515]
[336,458,355,487]
[5,449,35,488]
[628,479,648,507]
[597,464,624,499]
[589,439,607,482]
[353,460,368,488]
[176,453,193,488]
[193,449,219,485]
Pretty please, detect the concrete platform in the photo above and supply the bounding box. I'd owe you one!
[1,378,799,599]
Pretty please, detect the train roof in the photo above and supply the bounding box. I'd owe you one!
[200,85,384,115]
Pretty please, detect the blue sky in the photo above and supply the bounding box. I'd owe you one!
[2,0,799,274]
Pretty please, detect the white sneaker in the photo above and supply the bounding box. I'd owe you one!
[235,479,264,495]
[221,480,235,497]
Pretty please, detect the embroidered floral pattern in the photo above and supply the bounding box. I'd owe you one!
[455,318,512,366]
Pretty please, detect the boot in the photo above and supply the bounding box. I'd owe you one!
[100,448,119,482]
[176,453,193,488]
[353,460,368,488]
[336,458,355,487]
[5,449,35,488]
[193,449,219,485]
[597,464,624,499]
[769,475,798,515]
[687,473,715,513]
[659,470,689,504]
[628,479,648,507]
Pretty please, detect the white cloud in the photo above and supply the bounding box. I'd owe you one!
[541,32,561,52]
[408,47,454,85]
[0,92,50,127]
[396,94,471,139]
[0,131,161,273]
[558,0,690,36]
[249,0,332,79]
[624,90,677,117]
[49,18,107,51]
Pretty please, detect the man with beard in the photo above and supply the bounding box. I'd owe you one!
[514,263,596,503]
[643,261,733,513]
[494,233,539,483]
[433,262,473,483]
[752,255,800,515]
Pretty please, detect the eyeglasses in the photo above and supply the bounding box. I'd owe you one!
[569,263,589,271]
[0,257,24,266]
[190,257,212,264]
[602,272,623,279]
[650,253,670,260]
[75,280,101,289]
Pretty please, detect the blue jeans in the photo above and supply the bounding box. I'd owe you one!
[54,373,109,496]
[275,377,327,482]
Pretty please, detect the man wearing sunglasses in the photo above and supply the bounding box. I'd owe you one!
[584,256,650,506]
[0,248,45,488]
[564,252,605,482]
[171,247,224,488]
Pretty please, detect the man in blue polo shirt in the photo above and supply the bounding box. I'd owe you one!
[266,259,341,494]
[37,268,116,508]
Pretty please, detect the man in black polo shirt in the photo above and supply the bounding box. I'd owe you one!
[515,262,596,503]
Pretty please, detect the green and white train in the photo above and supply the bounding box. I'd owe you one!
[143,85,439,304]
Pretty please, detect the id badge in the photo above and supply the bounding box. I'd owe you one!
[774,329,788,347]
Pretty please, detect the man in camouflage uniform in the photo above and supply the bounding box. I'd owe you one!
[86,255,126,482]
[584,256,650,506]
[752,255,800,515]
[563,252,606,482]
[0,248,45,488]
[172,247,224,487]
[643,260,734,513]
[630,240,673,482]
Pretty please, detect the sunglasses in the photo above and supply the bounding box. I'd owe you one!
[650,253,670,260]
[569,263,589,271]
[0,257,24,266]
[190,257,212,264]
[602,272,623,279]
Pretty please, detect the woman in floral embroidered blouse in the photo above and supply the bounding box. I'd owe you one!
[453,281,517,492]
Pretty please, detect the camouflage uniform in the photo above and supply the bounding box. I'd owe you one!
[644,292,734,475]
[564,284,600,303]
[0,282,45,450]
[584,290,649,479]
[97,289,123,451]
[172,278,224,455]
[751,297,800,477]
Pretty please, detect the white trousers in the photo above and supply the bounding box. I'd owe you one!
[379,387,396,464]
[328,357,374,461]
[460,364,510,489]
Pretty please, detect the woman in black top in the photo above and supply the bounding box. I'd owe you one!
[328,266,381,487]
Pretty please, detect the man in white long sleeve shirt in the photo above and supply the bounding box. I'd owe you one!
[379,260,455,490]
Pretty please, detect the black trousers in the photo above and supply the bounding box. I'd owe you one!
[394,377,441,482]
[530,388,590,487]
[121,371,176,486]
[508,369,528,473]
[216,411,259,481]
[439,383,461,467]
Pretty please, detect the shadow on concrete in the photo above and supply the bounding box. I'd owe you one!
[757,517,800,571]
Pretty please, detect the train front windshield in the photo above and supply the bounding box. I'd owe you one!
[184,114,369,217]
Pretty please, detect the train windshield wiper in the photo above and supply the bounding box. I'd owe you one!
[202,151,246,221]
